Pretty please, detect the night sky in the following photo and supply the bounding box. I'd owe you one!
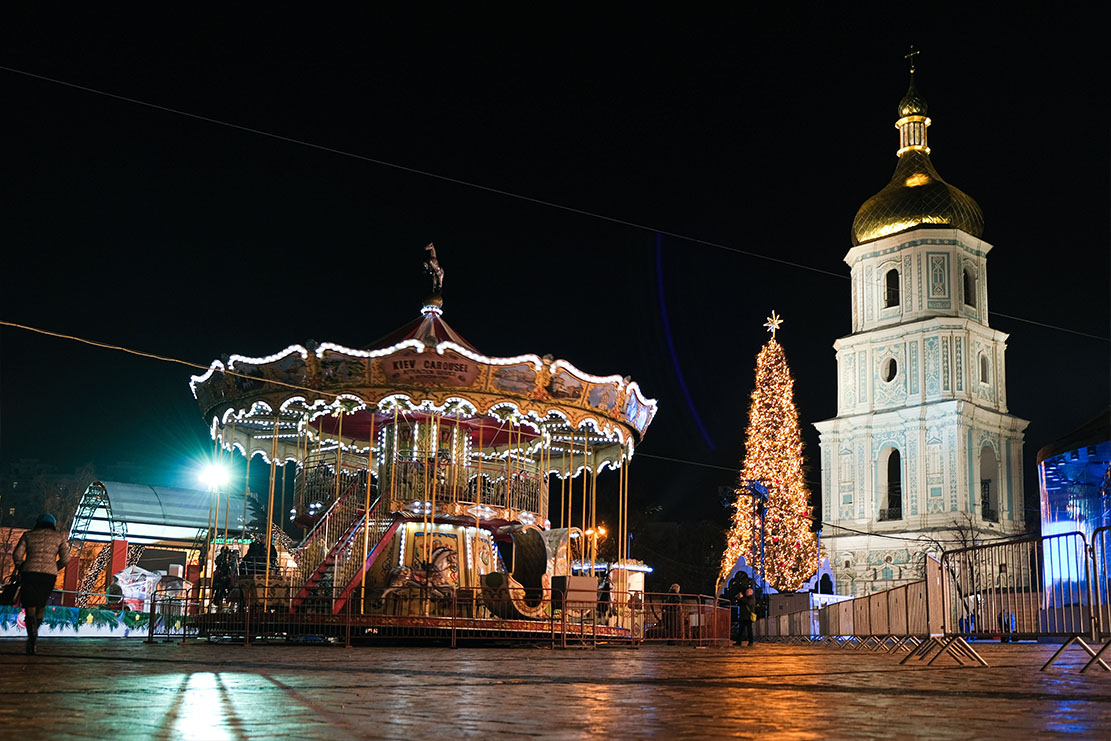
[1,7,1107,527]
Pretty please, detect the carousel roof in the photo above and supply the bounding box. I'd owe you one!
[189,277,658,473]
[364,301,479,353]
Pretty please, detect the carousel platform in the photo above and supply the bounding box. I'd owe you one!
[186,611,634,645]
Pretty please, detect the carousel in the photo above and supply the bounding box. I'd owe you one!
[186,246,658,640]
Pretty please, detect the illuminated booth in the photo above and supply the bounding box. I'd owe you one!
[64,480,229,606]
[1038,412,1111,541]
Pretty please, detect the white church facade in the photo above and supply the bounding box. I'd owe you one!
[815,68,1028,596]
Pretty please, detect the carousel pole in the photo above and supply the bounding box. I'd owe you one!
[565,432,573,535]
[505,419,513,515]
[429,412,440,566]
[224,421,236,544]
[421,416,430,566]
[360,410,375,613]
[264,416,279,609]
[474,422,483,600]
[581,436,587,571]
[334,408,345,504]
[591,450,598,573]
[280,460,288,534]
[389,404,399,508]
[242,448,251,539]
[205,451,217,609]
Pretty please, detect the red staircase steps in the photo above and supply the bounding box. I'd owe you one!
[290,511,368,609]
[331,517,401,615]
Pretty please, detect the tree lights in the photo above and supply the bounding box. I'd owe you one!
[720,314,819,592]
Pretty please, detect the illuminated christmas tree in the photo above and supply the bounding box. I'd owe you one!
[720,312,819,592]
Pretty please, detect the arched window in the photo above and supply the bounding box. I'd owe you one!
[884,268,900,308]
[979,353,991,384]
[963,267,977,308]
[980,445,999,522]
[879,447,902,521]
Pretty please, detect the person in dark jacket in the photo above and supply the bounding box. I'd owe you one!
[664,583,684,643]
[735,587,757,646]
[597,572,612,623]
[13,513,71,655]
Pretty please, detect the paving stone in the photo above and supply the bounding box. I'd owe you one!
[0,639,1108,738]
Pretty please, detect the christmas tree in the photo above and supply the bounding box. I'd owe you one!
[720,312,819,592]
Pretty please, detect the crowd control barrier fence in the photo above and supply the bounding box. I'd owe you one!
[755,533,1111,673]
[144,584,731,649]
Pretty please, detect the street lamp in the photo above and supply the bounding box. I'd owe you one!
[199,464,230,490]
[739,480,769,592]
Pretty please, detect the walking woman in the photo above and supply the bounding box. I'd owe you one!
[13,513,70,655]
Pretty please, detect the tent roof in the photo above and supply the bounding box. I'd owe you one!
[98,480,223,530]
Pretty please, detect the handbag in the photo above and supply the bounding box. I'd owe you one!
[0,573,20,607]
[749,611,757,622]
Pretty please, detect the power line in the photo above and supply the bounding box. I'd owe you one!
[1,318,1038,546]
[3,64,1104,343]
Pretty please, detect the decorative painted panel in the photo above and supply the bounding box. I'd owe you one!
[851,274,859,330]
[873,343,908,408]
[955,337,963,392]
[927,485,945,514]
[857,351,867,404]
[844,353,855,407]
[927,252,951,309]
[916,253,923,311]
[909,341,919,394]
[928,253,949,297]
[857,445,867,520]
[904,254,913,310]
[822,447,831,518]
[948,426,958,512]
[865,265,874,322]
[907,433,918,516]
[942,338,950,391]
[924,336,940,396]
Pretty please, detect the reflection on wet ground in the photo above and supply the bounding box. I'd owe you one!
[0,640,1107,738]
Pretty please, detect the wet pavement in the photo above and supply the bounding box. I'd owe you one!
[1,638,1108,739]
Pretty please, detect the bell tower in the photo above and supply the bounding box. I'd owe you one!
[815,58,1029,596]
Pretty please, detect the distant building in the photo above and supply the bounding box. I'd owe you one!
[1038,411,1111,541]
[815,68,1029,596]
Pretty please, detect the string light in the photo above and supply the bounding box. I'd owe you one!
[720,329,819,591]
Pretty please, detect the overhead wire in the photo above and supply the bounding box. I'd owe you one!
[2,319,1039,551]
[1,64,1105,342]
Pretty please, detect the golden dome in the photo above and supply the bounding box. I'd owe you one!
[851,76,984,246]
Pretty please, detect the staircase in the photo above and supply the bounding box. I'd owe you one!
[289,481,397,613]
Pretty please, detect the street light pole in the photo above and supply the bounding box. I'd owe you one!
[740,480,769,593]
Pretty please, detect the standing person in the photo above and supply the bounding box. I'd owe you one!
[597,572,611,624]
[664,583,683,643]
[12,513,70,655]
[736,587,757,647]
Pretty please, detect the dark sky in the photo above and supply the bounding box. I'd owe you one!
[1,7,1107,525]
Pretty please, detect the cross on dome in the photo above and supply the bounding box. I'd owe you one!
[905,46,920,75]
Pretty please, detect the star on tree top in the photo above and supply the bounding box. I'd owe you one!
[763,311,783,338]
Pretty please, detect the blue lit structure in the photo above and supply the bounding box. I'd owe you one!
[1038,411,1111,542]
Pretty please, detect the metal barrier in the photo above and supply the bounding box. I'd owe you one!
[755,557,981,664]
[1085,526,1111,673]
[755,534,1111,673]
[939,531,1110,672]
[140,584,730,648]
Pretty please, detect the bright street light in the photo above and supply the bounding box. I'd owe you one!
[199,464,230,489]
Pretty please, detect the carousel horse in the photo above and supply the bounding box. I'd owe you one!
[379,546,457,604]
